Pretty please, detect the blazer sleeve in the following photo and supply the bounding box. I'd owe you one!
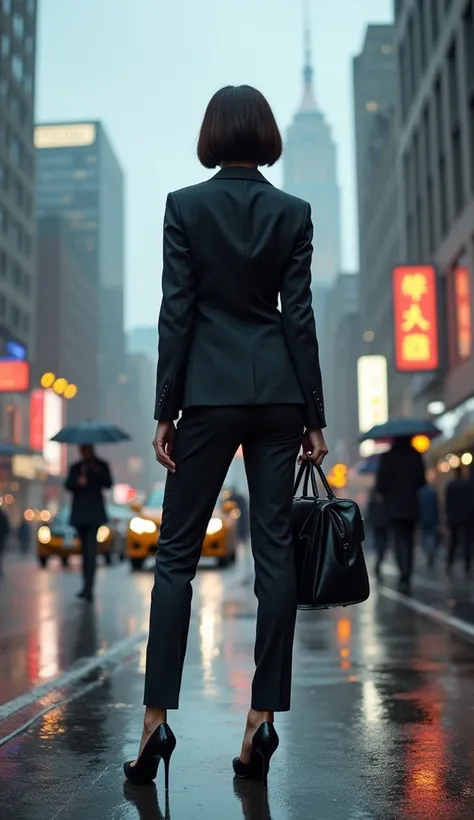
[65,463,80,492]
[280,203,326,430]
[154,192,196,421]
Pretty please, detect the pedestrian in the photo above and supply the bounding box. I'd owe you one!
[124,85,328,788]
[0,504,10,578]
[376,436,426,589]
[17,519,31,555]
[418,478,440,568]
[65,444,113,602]
[366,486,388,580]
[445,467,473,575]
[229,487,250,543]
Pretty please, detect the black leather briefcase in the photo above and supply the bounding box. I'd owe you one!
[292,462,370,610]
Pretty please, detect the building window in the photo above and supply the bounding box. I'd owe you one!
[11,304,20,329]
[431,0,439,44]
[26,0,35,14]
[9,136,21,166]
[12,177,23,208]
[452,128,464,215]
[2,0,11,13]
[439,155,448,235]
[464,4,474,98]
[23,73,32,96]
[0,161,5,189]
[22,232,31,256]
[0,207,5,234]
[0,251,6,277]
[365,101,380,112]
[417,0,427,73]
[25,36,34,56]
[12,13,25,40]
[447,41,459,126]
[1,35,10,57]
[11,55,23,82]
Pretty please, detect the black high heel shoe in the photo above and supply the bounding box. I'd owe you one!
[233,722,279,788]
[124,723,176,788]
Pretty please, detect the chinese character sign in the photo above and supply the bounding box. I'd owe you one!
[393,266,439,371]
[454,266,471,361]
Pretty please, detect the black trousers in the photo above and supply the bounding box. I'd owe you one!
[144,405,304,712]
[447,525,472,572]
[392,521,415,583]
[76,525,98,594]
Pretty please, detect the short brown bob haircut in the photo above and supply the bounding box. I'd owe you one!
[197,85,283,169]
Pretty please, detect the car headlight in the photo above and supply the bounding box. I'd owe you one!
[207,517,223,535]
[130,517,157,535]
[97,525,110,543]
[38,526,51,544]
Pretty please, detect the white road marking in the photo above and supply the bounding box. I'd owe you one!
[379,585,474,640]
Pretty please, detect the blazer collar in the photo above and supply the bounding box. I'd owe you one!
[212,166,272,185]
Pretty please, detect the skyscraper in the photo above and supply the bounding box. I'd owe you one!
[0,0,38,445]
[35,122,125,414]
[283,5,341,285]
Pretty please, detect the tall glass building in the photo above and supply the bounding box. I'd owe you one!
[284,20,341,285]
[35,122,125,411]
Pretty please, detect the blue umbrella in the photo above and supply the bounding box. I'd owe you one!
[50,422,130,445]
[359,418,440,443]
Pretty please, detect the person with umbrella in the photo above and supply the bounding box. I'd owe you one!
[65,444,113,602]
[375,436,426,589]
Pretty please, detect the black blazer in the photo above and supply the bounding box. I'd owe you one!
[65,458,112,527]
[154,166,326,430]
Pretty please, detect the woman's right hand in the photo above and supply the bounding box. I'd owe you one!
[299,429,328,467]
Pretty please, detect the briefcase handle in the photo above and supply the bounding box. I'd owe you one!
[294,461,336,500]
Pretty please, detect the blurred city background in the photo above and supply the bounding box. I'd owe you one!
[2,0,474,528]
[1,1,474,818]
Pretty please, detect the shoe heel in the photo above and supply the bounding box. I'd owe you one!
[162,751,172,791]
[255,749,268,789]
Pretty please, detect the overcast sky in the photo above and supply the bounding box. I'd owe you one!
[36,0,393,330]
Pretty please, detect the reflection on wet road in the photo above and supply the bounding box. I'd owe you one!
[1,552,474,818]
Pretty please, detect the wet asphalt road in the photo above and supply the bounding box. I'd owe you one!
[1,549,474,819]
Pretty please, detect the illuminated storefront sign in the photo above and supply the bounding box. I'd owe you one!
[393,266,439,371]
[454,265,471,361]
[34,123,96,149]
[0,360,30,392]
[29,389,64,475]
[357,355,388,433]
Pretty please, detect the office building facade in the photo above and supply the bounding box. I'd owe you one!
[395,0,474,438]
[353,24,411,414]
[284,22,341,285]
[35,122,125,411]
[35,216,100,425]
[0,0,37,445]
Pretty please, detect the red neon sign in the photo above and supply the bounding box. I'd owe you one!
[454,266,471,361]
[393,266,439,371]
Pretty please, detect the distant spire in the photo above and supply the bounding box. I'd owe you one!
[301,0,317,111]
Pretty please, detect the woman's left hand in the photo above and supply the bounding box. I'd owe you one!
[153,421,176,472]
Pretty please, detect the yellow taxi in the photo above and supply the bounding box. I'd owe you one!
[36,506,123,568]
[126,484,238,570]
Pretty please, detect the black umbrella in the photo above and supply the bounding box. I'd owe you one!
[50,422,130,445]
[359,418,440,443]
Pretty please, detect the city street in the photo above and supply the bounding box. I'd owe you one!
[1,549,474,819]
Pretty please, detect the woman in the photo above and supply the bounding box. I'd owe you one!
[124,85,328,788]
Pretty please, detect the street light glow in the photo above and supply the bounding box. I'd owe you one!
[53,378,68,395]
[40,372,56,389]
[64,383,78,399]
